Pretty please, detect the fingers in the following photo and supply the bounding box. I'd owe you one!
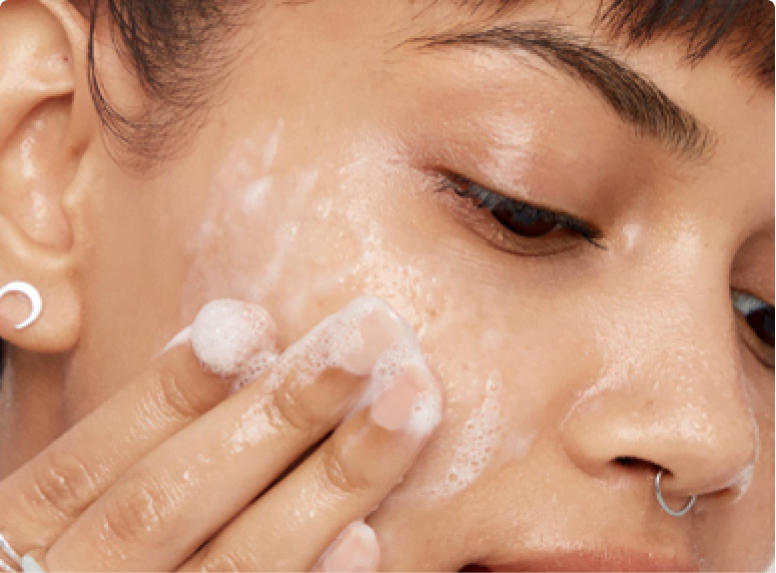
[183,349,443,572]
[312,521,381,573]
[0,300,277,558]
[41,298,408,572]
[51,521,378,573]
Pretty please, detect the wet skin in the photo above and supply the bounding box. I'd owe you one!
[0,0,773,570]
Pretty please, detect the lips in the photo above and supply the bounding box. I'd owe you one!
[460,548,699,572]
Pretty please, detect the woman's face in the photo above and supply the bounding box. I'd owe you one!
[70,0,774,569]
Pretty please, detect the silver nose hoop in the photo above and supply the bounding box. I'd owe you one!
[655,468,696,517]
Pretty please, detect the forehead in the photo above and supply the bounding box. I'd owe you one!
[423,0,774,87]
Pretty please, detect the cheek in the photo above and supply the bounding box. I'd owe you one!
[175,109,772,566]
[388,310,582,505]
[180,130,597,505]
[180,121,350,323]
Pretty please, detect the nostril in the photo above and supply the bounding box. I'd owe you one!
[459,564,493,572]
[614,456,662,476]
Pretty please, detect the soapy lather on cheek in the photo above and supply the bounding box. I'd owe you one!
[182,120,321,315]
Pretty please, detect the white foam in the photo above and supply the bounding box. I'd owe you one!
[254,297,440,437]
[234,350,279,392]
[426,369,503,499]
[191,300,277,377]
[261,297,399,392]
[406,371,444,439]
[160,326,192,355]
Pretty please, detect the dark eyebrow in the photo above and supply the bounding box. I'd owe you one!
[407,22,717,161]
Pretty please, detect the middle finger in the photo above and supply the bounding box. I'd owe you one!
[42,298,407,572]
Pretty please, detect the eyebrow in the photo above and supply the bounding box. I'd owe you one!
[408,22,717,161]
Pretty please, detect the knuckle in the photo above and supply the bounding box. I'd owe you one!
[152,369,210,421]
[320,442,371,496]
[199,549,261,573]
[100,472,180,547]
[266,373,328,433]
[26,450,100,521]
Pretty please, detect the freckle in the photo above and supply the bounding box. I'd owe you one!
[48,54,70,70]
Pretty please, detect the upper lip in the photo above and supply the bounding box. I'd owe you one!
[479,547,699,572]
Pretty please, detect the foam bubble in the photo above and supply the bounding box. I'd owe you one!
[426,369,503,499]
[261,296,406,393]
[256,296,442,438]
[234,350,279,391]
[191,299,277,377]
[406,374,443,439]
[161,326,192,355]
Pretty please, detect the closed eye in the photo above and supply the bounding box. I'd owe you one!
[435,173,605,256]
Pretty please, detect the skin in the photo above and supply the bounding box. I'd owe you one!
[0,0,773,570]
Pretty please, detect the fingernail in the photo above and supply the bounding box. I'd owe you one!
[371,362,441,437]
[337,300,406,376]
[21,554,45,573]
[191,300,278,378]
[315,521,380,573]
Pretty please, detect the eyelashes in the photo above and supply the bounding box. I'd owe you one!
[733,291,775,350]
[435,173,606,252]
[433,172,774,371]
[437,174,776,368]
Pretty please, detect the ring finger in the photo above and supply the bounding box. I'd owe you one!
[182,357,443,573]
[0,300,277,566]
[38,298,409,572]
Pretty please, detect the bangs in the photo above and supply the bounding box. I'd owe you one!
[457,0,774,84]
[600,0,774,83]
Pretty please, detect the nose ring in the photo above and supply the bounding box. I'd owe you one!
[655,468,696,517]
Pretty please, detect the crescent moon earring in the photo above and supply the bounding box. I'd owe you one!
[0,282,43,330]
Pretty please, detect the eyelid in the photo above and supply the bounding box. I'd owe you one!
[438,172,606,248]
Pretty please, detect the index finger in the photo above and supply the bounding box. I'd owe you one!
[0,299,276,559]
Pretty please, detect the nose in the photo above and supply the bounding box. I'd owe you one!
[561,269,759,509]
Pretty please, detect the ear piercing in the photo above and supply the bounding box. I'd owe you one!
[0,282,43,330]
[655,468,696,517]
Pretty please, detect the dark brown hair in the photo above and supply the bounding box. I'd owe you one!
[86,0,247,162]
[89,0,773,159]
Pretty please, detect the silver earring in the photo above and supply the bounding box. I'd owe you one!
[0,282,43,330]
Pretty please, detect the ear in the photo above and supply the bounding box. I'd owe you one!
[0,0,94,353]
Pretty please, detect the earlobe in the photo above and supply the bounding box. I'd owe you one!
[0,0,93,353]
[0,282,43,331]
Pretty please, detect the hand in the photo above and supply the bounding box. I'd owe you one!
[0,297,443,572]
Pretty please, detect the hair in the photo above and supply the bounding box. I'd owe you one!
[599,0,774,78]
[87,0,772,161]
[86,0,249,163]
